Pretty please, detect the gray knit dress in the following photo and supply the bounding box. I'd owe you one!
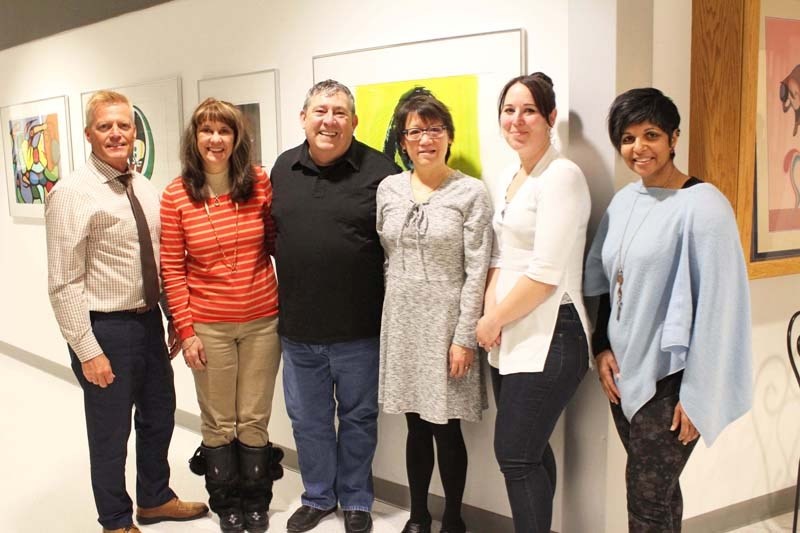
[376,170,492,424]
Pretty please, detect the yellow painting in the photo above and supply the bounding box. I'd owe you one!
[355,75,482,178]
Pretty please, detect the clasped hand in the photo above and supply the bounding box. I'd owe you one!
[476,313,502,350]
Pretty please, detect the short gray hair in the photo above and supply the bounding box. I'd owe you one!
[303,79,356,114]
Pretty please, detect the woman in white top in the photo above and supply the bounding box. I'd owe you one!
[476,72,591,533]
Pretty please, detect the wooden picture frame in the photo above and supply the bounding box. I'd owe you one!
[690,0,800,277]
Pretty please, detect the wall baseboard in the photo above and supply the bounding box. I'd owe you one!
[682,487,796,533]
[2,342,794,533]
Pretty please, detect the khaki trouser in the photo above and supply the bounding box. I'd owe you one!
[193,315,281,447]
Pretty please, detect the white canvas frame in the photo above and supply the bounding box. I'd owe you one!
[197,69,281,171]
[312,29,526,181]
[81,77,183,192]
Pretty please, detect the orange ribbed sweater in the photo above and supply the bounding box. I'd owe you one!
[160,168,278,340]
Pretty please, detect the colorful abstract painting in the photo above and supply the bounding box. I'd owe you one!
[754,6,800,259]
[2,95,72,218]
[8,113,62,204]
[313,30,525,187]
[355,75,481,177]
[764,16,800,232]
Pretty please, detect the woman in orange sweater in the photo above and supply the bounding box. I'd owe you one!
[160,98,281,533]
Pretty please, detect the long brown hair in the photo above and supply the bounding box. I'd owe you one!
[180,97,255,203]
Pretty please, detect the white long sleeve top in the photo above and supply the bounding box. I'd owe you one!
[487,145,592,374]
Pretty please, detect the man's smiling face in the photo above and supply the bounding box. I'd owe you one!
[300,90,358,166]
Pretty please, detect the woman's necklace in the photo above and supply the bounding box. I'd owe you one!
[615,191,656,320]
[203,189,239,272]
[209,190,221,207]
[615,167,682,319]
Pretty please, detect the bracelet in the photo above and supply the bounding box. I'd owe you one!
[182,337,197,350]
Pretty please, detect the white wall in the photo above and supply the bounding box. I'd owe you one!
[1,0,798,531]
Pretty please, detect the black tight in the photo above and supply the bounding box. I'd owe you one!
[405,413,467,528]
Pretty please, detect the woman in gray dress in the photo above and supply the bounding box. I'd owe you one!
[376,88,493,533]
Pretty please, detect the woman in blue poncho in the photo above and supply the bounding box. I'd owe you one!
[584,88,753,532]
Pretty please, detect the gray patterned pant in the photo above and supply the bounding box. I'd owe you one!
[611,371,697,533]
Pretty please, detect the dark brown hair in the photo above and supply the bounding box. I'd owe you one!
[390,87,455,164]
[497,72,556,126]
[180,97,255,203]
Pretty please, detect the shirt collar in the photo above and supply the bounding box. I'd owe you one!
[293,139,362,175]
[88,153,129,183]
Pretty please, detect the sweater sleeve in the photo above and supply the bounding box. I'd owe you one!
[159,181,195,340]
[452,182,494,349]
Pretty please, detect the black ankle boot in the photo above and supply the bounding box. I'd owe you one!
[238,442,284,533]
[203,442,244,532]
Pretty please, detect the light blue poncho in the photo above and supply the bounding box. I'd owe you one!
[584,181,752,446]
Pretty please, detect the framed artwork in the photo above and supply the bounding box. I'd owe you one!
[198,69,281,171]
[1,95,72,218]
[754,1,800,264]
[689,0,800,277]
[313,29,525,181]
[81,77,182,192]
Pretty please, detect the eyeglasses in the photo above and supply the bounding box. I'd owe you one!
[402,125,447,141]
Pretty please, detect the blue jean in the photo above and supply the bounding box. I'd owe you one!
[70,309,177,530]
[281,336,379,511]
[491,304,588,533]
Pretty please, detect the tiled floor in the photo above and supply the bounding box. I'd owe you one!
[0,354,410,533]
[728,512,795,533]
[0,352,795,533]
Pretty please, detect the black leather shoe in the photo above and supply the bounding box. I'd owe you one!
[401,519,432,533]
[286,505,336,532]
[344,510,373,533]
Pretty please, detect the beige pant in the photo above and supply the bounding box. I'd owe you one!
[193,315,281,447]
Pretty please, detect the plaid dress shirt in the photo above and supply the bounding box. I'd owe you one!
[46,154,161,362]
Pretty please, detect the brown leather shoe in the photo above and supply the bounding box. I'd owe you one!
[136,496,209,524]
[102,526,141,533]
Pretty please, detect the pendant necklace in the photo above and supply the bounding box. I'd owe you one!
[616,167,683,318]
[615,190,656,320]
[203,190,239,272]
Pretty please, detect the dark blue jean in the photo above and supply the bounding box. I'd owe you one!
[491,304,589,533]
[70,309,176,530]
[281,336,379,511]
